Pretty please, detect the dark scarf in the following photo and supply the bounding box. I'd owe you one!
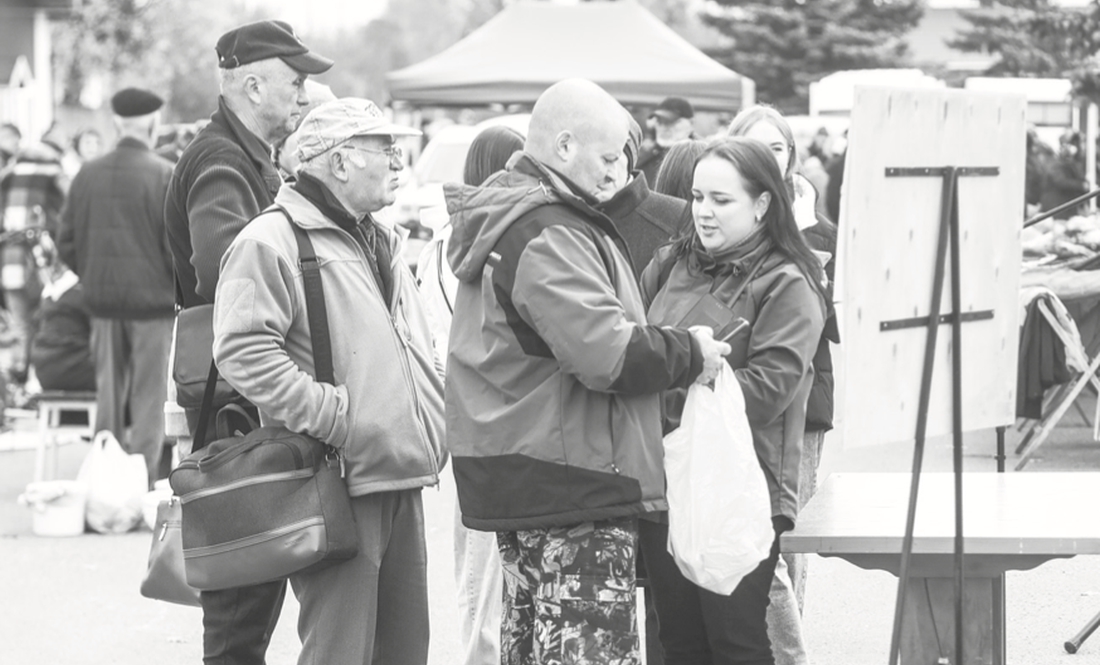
[688,225,771,280]
[293,172,393,306]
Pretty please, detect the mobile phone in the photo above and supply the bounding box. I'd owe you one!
[718,318,749,343]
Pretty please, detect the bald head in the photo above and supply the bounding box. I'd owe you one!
[526,79,630,200]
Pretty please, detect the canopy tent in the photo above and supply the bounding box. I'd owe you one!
[385,0,753,112]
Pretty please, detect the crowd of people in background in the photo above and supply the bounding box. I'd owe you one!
[0,14,1091,665]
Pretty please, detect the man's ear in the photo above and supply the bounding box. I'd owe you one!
[244,73,264,105]
[553,130,573,163]
[329,150,351,183]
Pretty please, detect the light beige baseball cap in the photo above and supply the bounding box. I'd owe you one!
[295,98,421,163]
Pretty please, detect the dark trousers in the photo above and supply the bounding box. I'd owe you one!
[201,580,287,665]
[638,517,789,665]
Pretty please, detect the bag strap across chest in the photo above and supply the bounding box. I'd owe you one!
[193,206,332,450]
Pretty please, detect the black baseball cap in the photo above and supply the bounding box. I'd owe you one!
[651,97,694,122]
[215,20,333,75]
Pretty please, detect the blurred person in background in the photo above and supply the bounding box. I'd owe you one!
[653,139,708,204]
[0,123,22,171]
[417,122,524,665]
[0,123,68,395]
[62,128,103,179]
[729,104,840,665]
[641,137,826,665]
[57,87,175,485]
[29,233,94,394]
[1040,130,1088,220]
[1024,127,1049,219]
[598,114,692,283]
[162,18,332,665]
[637,97,696,186]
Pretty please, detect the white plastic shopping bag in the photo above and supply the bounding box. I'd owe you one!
[76,430,149,534]
[663,364,774,595]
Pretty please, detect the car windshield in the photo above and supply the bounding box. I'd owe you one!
[416,141,471,184]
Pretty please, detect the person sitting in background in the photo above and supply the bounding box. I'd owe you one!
[30,267,94,393]
[653,139,708,204]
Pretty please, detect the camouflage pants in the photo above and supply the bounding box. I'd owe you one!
[497,517,640,665]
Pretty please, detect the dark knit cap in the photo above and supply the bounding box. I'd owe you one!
[625,115,643,173]
[215,20,333,74]
[110,88,164,117]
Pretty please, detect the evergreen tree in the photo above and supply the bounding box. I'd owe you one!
[700,0,923,113]
[947,0,1086,77]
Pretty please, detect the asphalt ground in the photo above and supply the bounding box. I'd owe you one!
[2,411,1100,664]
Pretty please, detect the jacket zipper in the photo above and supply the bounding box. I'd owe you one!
[337,224,440,480]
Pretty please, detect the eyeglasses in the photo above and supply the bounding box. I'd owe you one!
[342,144,403,162]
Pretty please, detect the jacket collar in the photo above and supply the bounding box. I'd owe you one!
[212,96,283,195]
[509,153,621,239]
[688,227,773,279]
[292,171,361,230]
[273,184,400,253]
[598,172,650,220]
[116,136,150,151]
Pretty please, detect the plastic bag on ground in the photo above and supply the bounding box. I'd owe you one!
[663,363,774,595]
[77,430,148,533]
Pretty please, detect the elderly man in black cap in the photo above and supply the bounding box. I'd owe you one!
[57,87,175,484]
[162,19,331,665]
[637,96,696,186]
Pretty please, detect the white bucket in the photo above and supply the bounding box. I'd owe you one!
[18,480,88,537]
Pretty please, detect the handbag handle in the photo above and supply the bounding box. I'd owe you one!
[192,205,334,451]
[215,403,260,440]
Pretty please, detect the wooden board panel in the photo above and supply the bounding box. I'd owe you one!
[836,87,1026,448]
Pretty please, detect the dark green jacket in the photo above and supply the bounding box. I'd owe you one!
[58,137,174,319]
[643,238,825,521]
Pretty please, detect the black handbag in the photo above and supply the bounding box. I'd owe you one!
[169,209,358,591]
[172,303,237,410]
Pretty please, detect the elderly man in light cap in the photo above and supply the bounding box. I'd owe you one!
[57,87,174,484]
[213,98,445,665]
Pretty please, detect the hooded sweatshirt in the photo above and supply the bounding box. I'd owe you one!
[444,152,702,531]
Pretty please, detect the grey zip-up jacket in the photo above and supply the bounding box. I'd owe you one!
[213,185,446,496]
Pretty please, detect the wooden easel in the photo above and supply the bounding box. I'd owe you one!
[837,87,1026,665]
[882,164,998,665]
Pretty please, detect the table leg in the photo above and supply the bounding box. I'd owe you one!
[993,573,1005,665]
[901,576,994,665]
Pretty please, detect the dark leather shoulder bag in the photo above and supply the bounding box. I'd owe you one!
[169,208,358,590]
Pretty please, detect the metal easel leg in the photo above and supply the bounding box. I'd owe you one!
[1066,609,1100,654]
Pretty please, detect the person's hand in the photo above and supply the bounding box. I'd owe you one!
[689,325,731,385]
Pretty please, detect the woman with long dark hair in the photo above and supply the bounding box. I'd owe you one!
[639,137,825,665]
